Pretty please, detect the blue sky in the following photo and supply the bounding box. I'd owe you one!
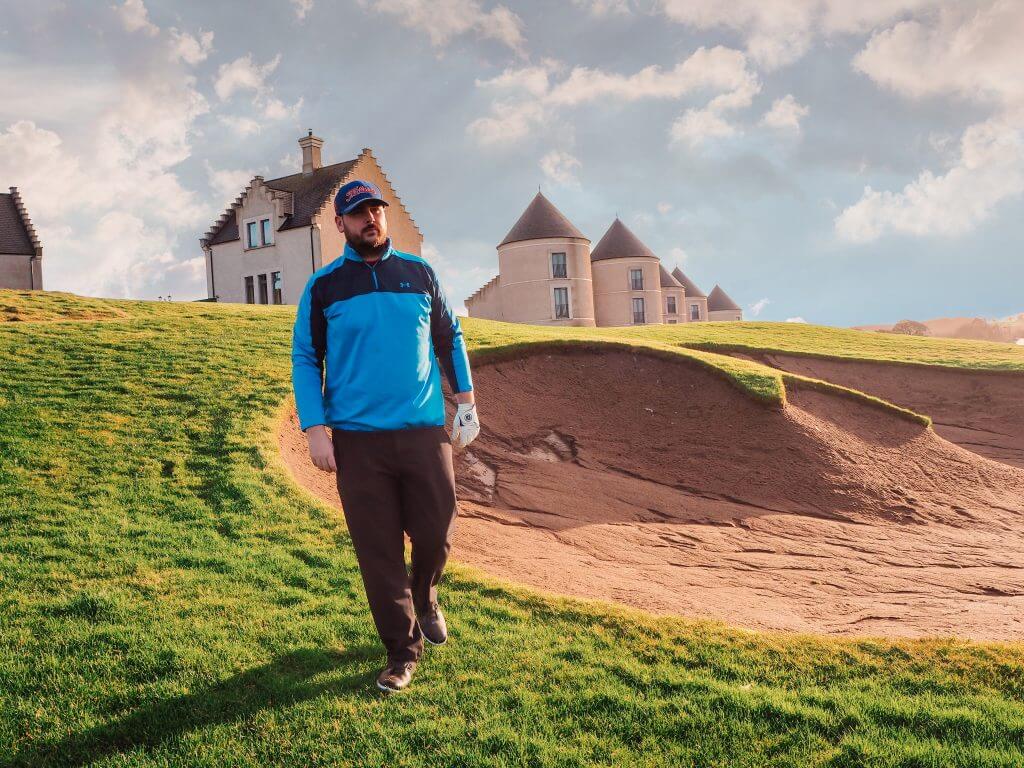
[1,0,1021,326]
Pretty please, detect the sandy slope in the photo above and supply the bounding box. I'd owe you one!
[279,348,1024,641]
[740,352,1024,469]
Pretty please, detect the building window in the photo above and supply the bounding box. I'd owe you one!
[244,276,255,304]
[690,303,700,321]
[632,297,646,324]
[271,271,283,305]
[551,252,567,279]
[554,287,570,319]
[245,217,273,248]
[630,268,643,290]
[258,273,269,304]
[667,319,678,324]
[666,296,677,315]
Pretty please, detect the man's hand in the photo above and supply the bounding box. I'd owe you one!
[305,425,337,472]
[450,403,480,449]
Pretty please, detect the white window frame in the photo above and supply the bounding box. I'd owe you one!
[666,295,677,315]
[690,303,701,321]
[628,267,644,291]
[632,297,646,324]
[550,251,567,279]
[243,215,274,249]
[552,285,571,320]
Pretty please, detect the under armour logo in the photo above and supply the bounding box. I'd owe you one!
[399,281,411,288]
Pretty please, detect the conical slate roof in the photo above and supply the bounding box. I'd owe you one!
[707,284,741,311]
[659,264,682,288]
[671,267,705,298]
[499,191,588,247]
[591,218,659,262]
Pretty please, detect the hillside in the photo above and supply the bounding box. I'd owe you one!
[2,289,1024,768]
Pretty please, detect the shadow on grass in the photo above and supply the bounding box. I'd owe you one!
[7,645,382,767]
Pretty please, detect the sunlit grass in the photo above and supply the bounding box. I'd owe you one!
[1,289,1021,767]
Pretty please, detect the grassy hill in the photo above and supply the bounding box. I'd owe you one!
[2,289,1023,767]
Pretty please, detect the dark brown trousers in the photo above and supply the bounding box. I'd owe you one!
[331,425,458,663]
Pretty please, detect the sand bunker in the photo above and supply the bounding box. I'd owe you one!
[279,348,1024,641]
[733,352,1024,470]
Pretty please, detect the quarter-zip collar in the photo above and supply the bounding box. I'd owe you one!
[343,238,395,264]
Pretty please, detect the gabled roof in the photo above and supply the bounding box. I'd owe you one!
[499,191,588,247]
[206,159,358,246]
[659,264,682,288]
[707,284,741,311]
[0,188,39,256]
[591,218,658,262]
[671,267,705,298]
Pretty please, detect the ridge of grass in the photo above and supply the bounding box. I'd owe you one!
[1,289,1020,766]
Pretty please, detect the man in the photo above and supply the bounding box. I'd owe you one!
[291,179,479,693]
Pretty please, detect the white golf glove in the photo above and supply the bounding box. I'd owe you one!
[451,403,480,449]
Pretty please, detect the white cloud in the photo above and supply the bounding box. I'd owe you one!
[292,0,314,20]
[786,317,807,323]
[169,28,214,65]
[0,65,210,298]
[470,46,759,148]
[358,0,524,51]
[669,246,688,265]
[205,161,258,206]
[214,53,300,123]
[837,3,1024,242]
[539,150,581,186]
[670,107,739,147]
[853,3,1024,108]
[279,151,303,171]
[760,94,809,131]
[218,115,262,138]
[214,54,282,100]
[573,0,631,16]
[836,116,1024,241]
[114,0,159,36]
[653,0,945,70]
[749,297,770,316]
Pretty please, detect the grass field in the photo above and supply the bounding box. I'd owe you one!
[2,289,1023,767]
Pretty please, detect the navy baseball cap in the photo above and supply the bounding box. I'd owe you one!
[334,179,389,215]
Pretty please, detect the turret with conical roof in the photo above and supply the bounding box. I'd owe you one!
[671,266,709,322]
[591,218,658,262]
[707,284,743,321]
[590,217,664,326]
[466,190,595,326]
[499,191,588,247]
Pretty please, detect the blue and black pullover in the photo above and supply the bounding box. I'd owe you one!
[291,240,473,432]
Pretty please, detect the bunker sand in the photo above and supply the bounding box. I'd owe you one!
[280,349,1024,641]
[733,351,1024,470]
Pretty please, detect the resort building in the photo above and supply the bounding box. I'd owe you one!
[0,187,43,290]
[466,192,741,326]
[200,131,421,304]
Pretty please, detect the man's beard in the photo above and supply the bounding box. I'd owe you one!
[347,224,387,251]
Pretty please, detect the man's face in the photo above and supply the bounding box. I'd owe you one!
[336,201,388,250]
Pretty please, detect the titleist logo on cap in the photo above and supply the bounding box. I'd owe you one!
[346,185,375,201]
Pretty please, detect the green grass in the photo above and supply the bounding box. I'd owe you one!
[2,289,1023,767]
[598,321,1024,371]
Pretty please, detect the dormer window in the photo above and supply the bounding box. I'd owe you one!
[245,216,273,249]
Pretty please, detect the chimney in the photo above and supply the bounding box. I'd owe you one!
[298,129,324,176]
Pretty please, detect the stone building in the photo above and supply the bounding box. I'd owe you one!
[0,187,43,290]
[200,131,421,304]
[466,191,741,326]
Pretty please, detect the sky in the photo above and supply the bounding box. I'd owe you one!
[1,0,1022,326]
